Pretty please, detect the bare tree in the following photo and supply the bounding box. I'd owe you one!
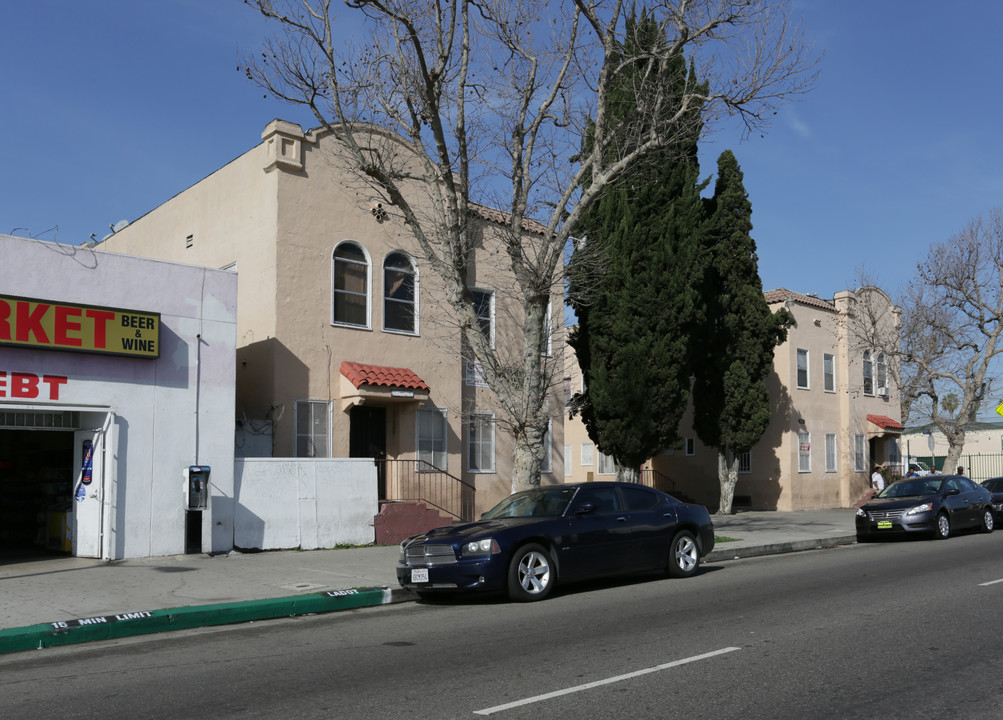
[241,0,817,492]
[857,211,1003,473]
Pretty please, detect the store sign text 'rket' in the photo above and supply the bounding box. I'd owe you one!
[0,295,160,358]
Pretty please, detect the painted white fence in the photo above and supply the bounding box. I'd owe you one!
[234,458,378,550]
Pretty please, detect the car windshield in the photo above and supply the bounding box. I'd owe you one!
[878,479,943,498]
[481,487,578,519]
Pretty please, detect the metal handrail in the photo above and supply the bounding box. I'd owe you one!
[639,467,677,494]
[377,459,476,522]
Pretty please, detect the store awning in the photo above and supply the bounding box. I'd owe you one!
[867,414,904,435]
[339,361,430,410]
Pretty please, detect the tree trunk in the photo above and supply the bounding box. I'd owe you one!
[510,421,545,494]
[717,449,739,515]
[616,463,639,484]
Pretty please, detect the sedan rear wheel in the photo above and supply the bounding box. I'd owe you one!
[981,507,995,534]
[507,543,554,602]
[667,530,700,578]
[934,512,951,540]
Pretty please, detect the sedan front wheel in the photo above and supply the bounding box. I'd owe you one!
[507,543,554,602]
[934,512,951,540]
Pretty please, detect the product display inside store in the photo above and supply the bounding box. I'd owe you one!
[0,428,74,556]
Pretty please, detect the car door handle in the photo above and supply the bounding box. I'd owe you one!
[617,516,627,522]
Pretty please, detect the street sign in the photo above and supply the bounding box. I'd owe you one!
[996,400,1003,418]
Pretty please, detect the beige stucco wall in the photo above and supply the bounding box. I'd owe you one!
[97,119,564,516]
[564,286,903,511]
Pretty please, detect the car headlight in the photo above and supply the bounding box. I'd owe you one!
[856,508,868,518]
[462,538,500,557]
[906,502,934,516]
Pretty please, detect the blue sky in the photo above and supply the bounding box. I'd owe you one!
[4,1,1002,303]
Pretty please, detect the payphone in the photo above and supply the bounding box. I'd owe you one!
[187,466,210,510]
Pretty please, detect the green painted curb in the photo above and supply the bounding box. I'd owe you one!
[0,586,399,655]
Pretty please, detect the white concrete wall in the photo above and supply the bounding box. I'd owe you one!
[234,458,378,549]
[0,234,237,559]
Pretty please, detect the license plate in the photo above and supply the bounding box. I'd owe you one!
[411,568,429,583]
[877,520,893,530]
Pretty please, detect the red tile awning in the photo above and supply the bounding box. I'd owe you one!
[867,414,904,431]
[340,362,430,391]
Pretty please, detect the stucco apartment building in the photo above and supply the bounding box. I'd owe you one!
[565,286,904,511]
[97,119,564,519]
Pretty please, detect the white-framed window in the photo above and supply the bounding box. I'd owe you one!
[295,400,329,458]
[564,444,572,476]
[383,252,418,334]
[581,443,594,466]
[416,407,447,470]
[862,350,874,396]
[333,241,371,327]
[796,348,810,389]
[854,434,866,472]
[798,430,811,473]
[597,451,616,475]
[823,353,835,393]
[471,289,495,348]
[876,352,888,395]
[467,413,495,473]
[541,419,553,474]
[825,433,837,472]
[685,438,695,456]
[540,300,553,357]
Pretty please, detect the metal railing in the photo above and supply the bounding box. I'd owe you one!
[638,468,677,495]
[377,459,476,522]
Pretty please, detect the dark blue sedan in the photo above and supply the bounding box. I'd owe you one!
[396,482,715,602]
[856,474,994,540]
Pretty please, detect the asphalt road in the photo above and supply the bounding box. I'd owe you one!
[4,532,1003,719]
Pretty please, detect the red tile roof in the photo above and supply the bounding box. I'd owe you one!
[867,414,904,431]
[468,202,548,236]
[340,362,430,390]
[763,287,837,312]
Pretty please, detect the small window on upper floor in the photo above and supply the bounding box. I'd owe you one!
[796,348,810,389]
[333,242,370,328]
[862,350,874,395]
[823,353,835,393]
[876,352,888,396]
[471,289,494,348]
[383,252,417,334]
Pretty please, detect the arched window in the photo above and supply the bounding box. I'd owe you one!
[876,352,887,395]
[383,252,417,333]
[862,350,874,395]
[333,242,369,327]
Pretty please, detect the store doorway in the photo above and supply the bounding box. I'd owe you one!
[0,428,74,561]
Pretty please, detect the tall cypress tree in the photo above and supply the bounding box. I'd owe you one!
[567,10,707,481]
[692,150,791,512]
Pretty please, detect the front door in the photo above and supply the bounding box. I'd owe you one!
[350,406,387,497]
[72,423,106,558]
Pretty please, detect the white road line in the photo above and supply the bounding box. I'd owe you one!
[473,646,741,716]
[979,578,1003,586]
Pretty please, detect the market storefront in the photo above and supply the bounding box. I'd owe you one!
[0,234,236,561]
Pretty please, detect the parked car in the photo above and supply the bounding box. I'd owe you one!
[397,482,715,602]
[980,477,1003,519]
[856,474,994,541]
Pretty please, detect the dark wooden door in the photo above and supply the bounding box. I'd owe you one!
[350,406,387,498]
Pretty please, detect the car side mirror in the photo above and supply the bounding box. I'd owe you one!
[575,502,597,515]
[945,488,961,496]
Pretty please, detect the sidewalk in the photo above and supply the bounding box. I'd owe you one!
[0,508,857,654]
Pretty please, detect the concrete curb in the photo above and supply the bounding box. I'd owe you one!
[705,535,857,563]
[0,586,417,655]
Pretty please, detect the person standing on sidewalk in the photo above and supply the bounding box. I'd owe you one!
[871,466,886,493]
